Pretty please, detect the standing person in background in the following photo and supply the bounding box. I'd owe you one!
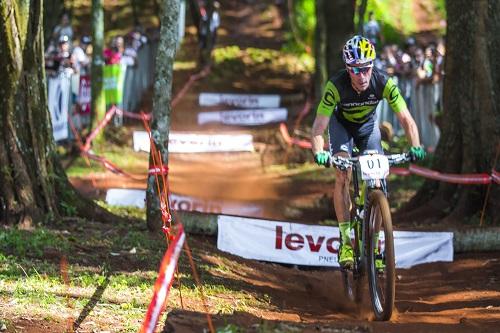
[72,35,92,75]
[363,11,384,50]
[210,1,221,46]
[51,12,74,47]
[197,0,220,67]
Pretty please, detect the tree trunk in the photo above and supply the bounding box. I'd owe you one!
[314,0,327,100]
[90,0,106,142]
[356,0,368,35]
[187,0,201,34]
[323,0,355,76]
[0,0,117,227]
[401,0,500,225]
[146,0,180,231]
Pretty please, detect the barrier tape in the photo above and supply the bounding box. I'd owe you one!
[149,166,169,175]
[81,150,145,180]
[172,66,211,108]
[492,169,500,184]
[83,105,118,152]
[279,122,499,185]
[115,107,152,121]
[140,224,186,333]
[408,164,492,185]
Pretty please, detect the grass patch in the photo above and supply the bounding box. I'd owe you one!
[213,46,313,76]
[0,218,273,331]
[65,144,148,177]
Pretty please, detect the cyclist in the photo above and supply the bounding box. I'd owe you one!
[310,35,425,269]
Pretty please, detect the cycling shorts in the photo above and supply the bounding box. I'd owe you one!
[328,114,382,156]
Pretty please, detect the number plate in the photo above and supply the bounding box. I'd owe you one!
[359,154,389,180]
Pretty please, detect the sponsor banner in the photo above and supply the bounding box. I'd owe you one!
[48,74,71,141]
[133,131,254,153]
[105,189,263,217]
[106,189,146,208]
[199,93,280,108]
[104,64,125,105]
[198,108,288,126]
[78,75,91,114]
[217,216,453,268]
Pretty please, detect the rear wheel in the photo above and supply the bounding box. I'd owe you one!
[366,190,395,321]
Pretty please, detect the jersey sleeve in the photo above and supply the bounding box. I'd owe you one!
[316,80,340,117]
[382,77,407,113]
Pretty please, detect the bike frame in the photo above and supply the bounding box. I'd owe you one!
[346,157,389,272]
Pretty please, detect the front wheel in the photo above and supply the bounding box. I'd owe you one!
[365,190,395,321]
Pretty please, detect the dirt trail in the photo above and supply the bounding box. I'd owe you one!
[164,243,500,333]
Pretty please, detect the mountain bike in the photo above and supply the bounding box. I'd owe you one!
[327,150,412,321]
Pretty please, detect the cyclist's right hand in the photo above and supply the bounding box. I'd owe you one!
[314,151,330,166]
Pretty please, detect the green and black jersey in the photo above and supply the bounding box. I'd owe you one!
[316,67,406,124]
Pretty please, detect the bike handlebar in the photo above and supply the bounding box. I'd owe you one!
[326,152,412,170]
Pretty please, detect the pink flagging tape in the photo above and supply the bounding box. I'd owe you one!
[279,123,314,149]
[115,107,152,121]
[279,123,499,185]
[83,106,118,151]
[140,224,186,333]
[172,66,211,107]
[148,166,169,175]
[409,165,492,185]
[492,169,500,184]
[390,167,411,176]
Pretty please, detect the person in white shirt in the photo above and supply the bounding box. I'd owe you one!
[71,35,91,75]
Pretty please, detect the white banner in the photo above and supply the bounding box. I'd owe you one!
[48,74,71,141]
[105,189,263,217]
[133,131,254,153]
[199,93,280,108]
[217,216,453,268]
[198,108,288,126]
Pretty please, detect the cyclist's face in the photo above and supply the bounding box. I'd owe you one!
[347,65,373,92]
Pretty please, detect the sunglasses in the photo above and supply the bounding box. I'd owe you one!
[347,65,372,75]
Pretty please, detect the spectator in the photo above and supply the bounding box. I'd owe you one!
[71,35,92,75]
[57,35,74,74]
[51,12,73,47]
[121,35,138,66]
[104,36,124,65]
[45,34,73,76]
[128,26,148,50]
[210,1,221,46]
[198,1,220,48]
[363,11,384,49]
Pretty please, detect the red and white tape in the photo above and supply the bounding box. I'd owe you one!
[140,224,185,333]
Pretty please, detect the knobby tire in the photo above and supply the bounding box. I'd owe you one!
[366,190,395,321]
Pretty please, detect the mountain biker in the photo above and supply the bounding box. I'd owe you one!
[310,35,425,269]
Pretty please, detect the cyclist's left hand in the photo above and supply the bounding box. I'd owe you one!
[409,146,426,161]
[314,151,329,166]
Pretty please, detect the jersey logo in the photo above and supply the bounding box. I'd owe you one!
[323,90,335,107]
[389,85,399,104]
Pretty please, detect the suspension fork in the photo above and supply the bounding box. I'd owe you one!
[351,166,365,257]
